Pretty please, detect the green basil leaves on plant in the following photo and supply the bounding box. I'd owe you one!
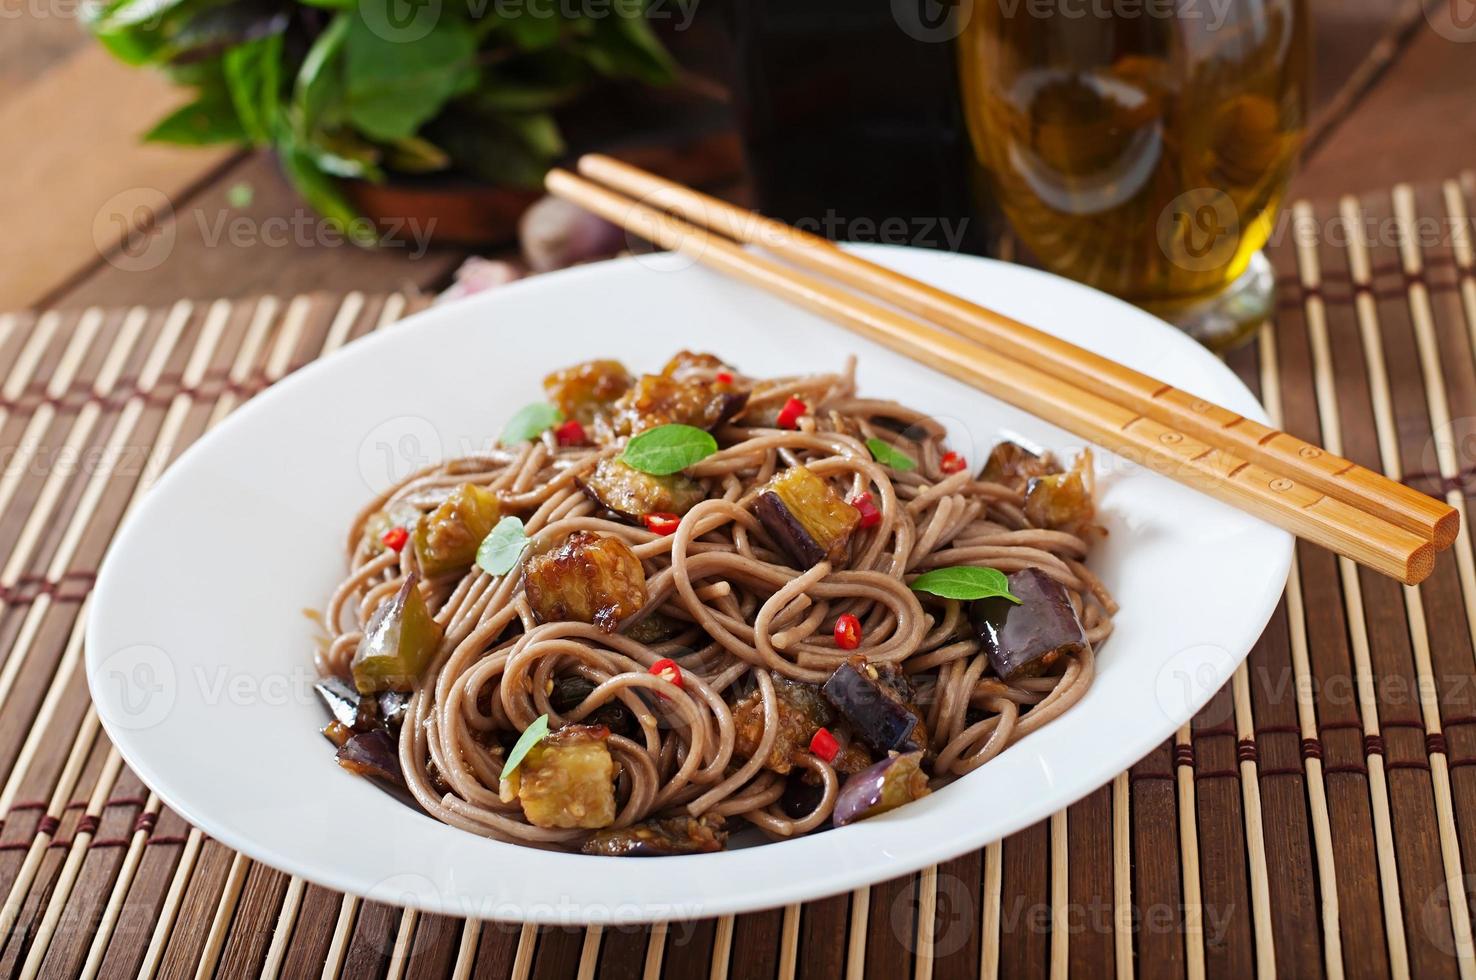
[90,0,679,230]
[909,567,1021,603]
[500,403,563,445]
[622,424,718,475]
[501,714,551,780]
[866,437,917,472]
[476,517,528,577]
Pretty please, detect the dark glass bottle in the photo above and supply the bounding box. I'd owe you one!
[728,0,991,255]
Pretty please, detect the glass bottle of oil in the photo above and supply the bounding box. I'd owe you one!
[957,0,1308,347]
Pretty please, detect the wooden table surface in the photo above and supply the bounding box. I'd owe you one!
[2,0,1474,314]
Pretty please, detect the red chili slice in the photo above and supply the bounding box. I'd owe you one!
[940,451,966,474]
[776,396,807,430]
[715,371,735,384]
[649,658,683,689]
[554,419,588,447]
[834,613,862,650]
[643,512,681,536]
[381,526,409,553]
[850,492,881,529]
[808,727,840,764]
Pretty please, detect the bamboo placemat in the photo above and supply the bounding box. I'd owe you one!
[2,174,1476,979]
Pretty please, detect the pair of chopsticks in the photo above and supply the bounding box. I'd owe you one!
[545,156,1459,586]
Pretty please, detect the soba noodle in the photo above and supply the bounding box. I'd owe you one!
[317,355,1114,852]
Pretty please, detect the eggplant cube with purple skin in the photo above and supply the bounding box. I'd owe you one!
[754,465,861,568]
[832,751,930,827]
[969,567,1088,681]
[822,656,923,754]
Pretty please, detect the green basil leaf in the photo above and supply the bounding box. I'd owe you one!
[343,14,477,142]
[501,714,550,780]
[476,516,528,577]
[145,88,248,145]
[500,403,563,445]
[865,437,917,472]
[909,566,1021,603]
[622,424,718,475]
[221,32,282,145]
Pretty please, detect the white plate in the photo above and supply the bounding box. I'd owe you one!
[87,246,1291,924]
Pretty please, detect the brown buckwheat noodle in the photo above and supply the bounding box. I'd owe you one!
[319,358,1114,850]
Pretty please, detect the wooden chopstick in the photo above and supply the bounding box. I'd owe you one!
[573,153,1460,553]
[545,167,1438,585]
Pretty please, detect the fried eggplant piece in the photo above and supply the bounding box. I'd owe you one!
[660,350,735,381]
[1023,449,1096,536]
[413,482,500,578]
[822,656,926,754]
[523,531,647,632]
[507,724,617,830]
[543,359,633,425]
[732,676,835,774]
[610,373,748,436]
[969,567,1089,681]
[833,751,930,826]
[981,441,1060,492]
[336,729,404,785]
[581,814,727,856]
[351,574,443,694]
[579,458,705,521]
[754,465,861,567]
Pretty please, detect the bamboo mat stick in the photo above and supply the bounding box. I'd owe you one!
[643,922,667,979]
[576,925,602,980]
[320,895,359,979]
[980,842,1002,980]
[1300,201,1411,979]
[450,919,481,980]
[1048,812,1068,980]
[259,873,306,980]
[844,888,867,980]
[778,904,801,980]
[914,867,938,980]
[1231,664,1277,979]
[1111,772,1133,980]
[708,915,733,980]
[194,851,252,979]
[573,153,1459,550]
[1174,723,1207,980]
[546,168,1436,585]
[510,922,537,980]
[385,907,418,980]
